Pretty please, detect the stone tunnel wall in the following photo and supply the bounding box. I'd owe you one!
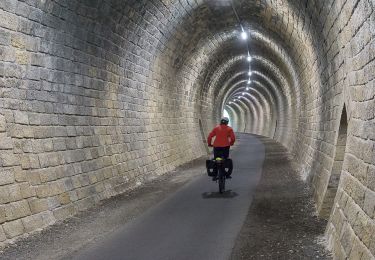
[0,0,213,246]
[290,1,375,259]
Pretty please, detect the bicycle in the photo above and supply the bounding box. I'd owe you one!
[206,157,233,194]
[215,157,226,193]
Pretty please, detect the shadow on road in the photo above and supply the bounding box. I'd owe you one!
[201,190,238,199]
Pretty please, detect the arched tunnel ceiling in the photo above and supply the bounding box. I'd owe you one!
[145,0,311,146]
[1,0,373,257]
[60,0,324,158]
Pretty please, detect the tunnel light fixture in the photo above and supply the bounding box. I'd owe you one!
[247,55,252,62]
[247,79,251,84]
[242,92,245,95]
[240,31,248,40]
[248,71,252,76]
[246,87,250,91]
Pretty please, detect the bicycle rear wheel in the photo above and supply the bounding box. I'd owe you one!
[218,168,226,193]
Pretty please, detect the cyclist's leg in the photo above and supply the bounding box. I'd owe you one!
[212,147,221,180]
[223,146,230,159]
[214,147,225,159]
[213,147,219,159]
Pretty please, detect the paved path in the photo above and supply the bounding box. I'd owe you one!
[73,134,265,260]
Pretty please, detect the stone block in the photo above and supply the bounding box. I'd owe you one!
[12,166,24,182]
[39,168,57,183]
[0,206,5,224]
[74,197,95,212]
[40,211,55,226]
[5,200,31,221]
[71,176,81,189]
[28,113,41,125]
[53,138,67,151]
[63,178,74,191]
[0,46,15,62]
[0,133,13,150]
[49,181,65,196]
[58,192,71,205]
[53,205,76,222]
[21,213,46,233]
[2,219,24,238]
[0,186,10,204]
[362,219,375,249]
[47,197,60,210]
[364,189,375,218]
[29,154,41,169]
[0,29,11,46]
[348,237,366,260]
[340,223,355,255]
[368,166,375,192]
[65,138,77,149]
[360,248,374,260]
[0,151,20,167]
[13,111,29,125]
[0,115,6,132]
[353,209,368,238]
[20,155,31,169]
[0,168,15,185]
[42,139,54,152]
[19,182,36,199]
[28,198,49,214]
[369,232,375,257]
[38,153,50,168]
[352,183,366,208]
[41,152,63,168]
[36,184,53,198]
[68,191,78,202]
[28,170,41,185]
[11,35,25,49]
[8,184,22,202]
[15,50,30,65]
[333,236,347,260]
[0,226,6,242]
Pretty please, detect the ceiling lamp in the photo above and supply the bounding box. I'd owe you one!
[241,31,248,40]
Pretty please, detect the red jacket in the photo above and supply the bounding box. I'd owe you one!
[207,124,236,147]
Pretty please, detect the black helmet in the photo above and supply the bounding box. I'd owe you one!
[220,117,229,125]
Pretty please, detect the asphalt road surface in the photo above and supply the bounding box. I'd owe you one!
[73,134,265,260]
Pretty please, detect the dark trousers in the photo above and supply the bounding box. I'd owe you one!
[214,146,230,159]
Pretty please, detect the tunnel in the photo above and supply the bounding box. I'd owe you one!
[0,0,374,259]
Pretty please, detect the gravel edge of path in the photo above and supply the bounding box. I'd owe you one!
[230,135,332,260]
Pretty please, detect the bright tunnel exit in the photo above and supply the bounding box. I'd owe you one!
[223,109,231,127]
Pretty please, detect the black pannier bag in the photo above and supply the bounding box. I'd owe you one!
[206,158,233,177]
[224,158,233,176]
[206,159,217,176]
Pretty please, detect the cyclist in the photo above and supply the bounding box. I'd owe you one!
[207,117,236,179]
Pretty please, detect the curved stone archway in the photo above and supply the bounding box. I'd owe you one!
[0,1,374,258]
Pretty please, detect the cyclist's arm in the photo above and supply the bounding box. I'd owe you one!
[207,129,216,146]
[229,129,235,146]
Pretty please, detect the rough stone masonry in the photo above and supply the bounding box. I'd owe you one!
[0,0,374,259]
